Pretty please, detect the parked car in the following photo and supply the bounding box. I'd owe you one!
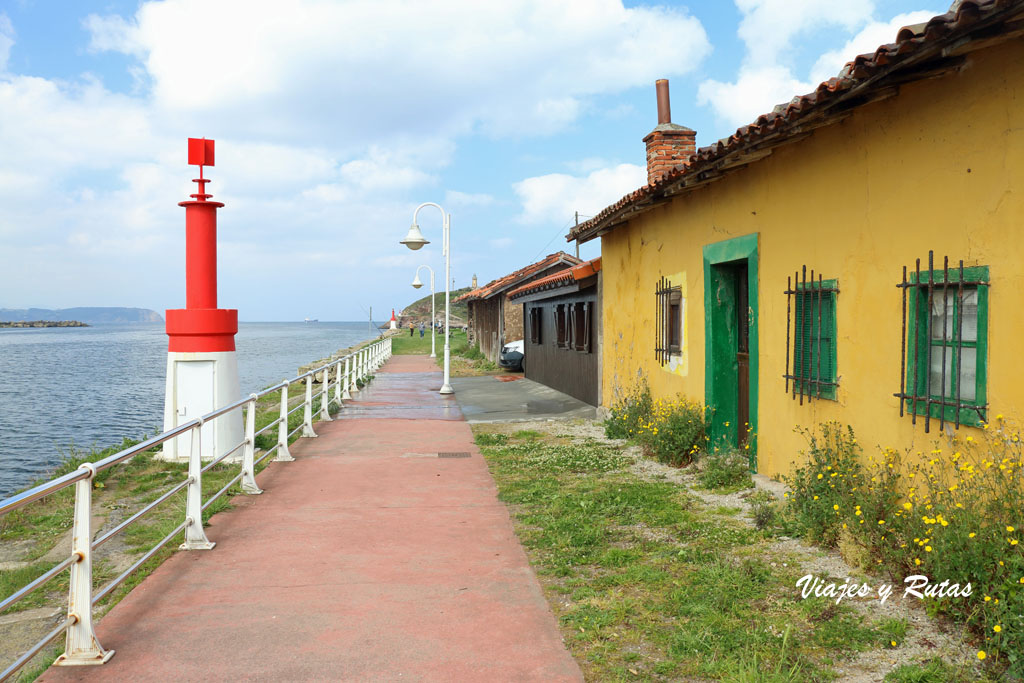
[499,339,524,372]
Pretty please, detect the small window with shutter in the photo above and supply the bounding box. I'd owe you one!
[529,307,542,344]
[784,270,838,401]
[573,301,592,352]
[554,304,568,348]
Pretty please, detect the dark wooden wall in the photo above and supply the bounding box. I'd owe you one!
[523,286,599,406]
[471,298,502,362]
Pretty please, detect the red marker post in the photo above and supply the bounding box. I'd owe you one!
[161,139,243,466]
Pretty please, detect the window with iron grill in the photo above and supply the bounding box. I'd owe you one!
[529,307,542,345]
[573,301,592,353]
[896,253,988,430]
[655,277,681,366]
[783,268,838,402]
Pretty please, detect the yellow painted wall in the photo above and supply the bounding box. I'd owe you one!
[600,39,1024,478]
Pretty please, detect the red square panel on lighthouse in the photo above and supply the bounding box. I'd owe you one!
[188,138,215,166]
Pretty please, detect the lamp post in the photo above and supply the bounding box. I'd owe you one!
[400,202,453,394]
[411,264,436,358]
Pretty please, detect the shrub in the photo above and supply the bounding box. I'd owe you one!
[784,418,1024,676]
[605,381,653,439]
[636,397,707,467]
[748,489,778,531]
[698,452,752,491]
[783,422,865,547]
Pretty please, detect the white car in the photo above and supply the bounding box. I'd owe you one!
[499,339,524,371]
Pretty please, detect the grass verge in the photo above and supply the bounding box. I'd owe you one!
[473,423,985,682]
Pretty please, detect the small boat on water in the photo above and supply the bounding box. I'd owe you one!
[304,318,318,323]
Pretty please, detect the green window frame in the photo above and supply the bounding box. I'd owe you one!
[793,280,837,400]
[784,273,838,402]
[902,264,988,427]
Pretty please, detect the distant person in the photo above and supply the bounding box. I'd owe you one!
[409,322,414,337]
[418,322,425,338]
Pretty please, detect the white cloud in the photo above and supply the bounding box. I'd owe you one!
[514,163,646,226]
[735,0,875,64]
[84,0,710,141]
[810,11,937,83]
[1,1,714,318]
[698,65,814,129]
[698,2,941,129]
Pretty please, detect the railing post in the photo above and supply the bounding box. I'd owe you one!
[54,463,114,667]
[241,395,262,495]
[302,374,318,438]
[350,354,360,394]
[319,366,332,422]
[275,381,295,462]
[181,421,215,550]
[334,360,343,406]
[343,357,353,398]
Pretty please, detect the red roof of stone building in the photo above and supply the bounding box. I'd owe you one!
[568,0,1024,244]
[508,258,602,300]
[455,252,582,303]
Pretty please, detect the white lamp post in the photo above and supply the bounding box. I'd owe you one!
[411,264,436,358]
[401,202,453,394]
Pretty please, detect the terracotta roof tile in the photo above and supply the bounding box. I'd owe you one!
[508,257,602,299]
[454,252,582,303]
[568,0,1023,244]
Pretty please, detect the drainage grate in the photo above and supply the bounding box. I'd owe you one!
[437,452,471,458]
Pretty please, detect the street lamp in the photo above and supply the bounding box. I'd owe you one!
[401,203,453,394]
[411,264,436,358]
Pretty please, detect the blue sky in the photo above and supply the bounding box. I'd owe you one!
[0,0,949,321]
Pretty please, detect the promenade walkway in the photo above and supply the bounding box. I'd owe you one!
[42,355,581,682]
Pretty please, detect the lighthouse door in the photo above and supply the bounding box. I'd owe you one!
[175,360,215,460]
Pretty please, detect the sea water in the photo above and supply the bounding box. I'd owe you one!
[0,322,377,498]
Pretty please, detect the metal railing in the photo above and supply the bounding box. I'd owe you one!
[0,337,393,680]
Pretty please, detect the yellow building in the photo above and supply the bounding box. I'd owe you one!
[568,1,1024,478]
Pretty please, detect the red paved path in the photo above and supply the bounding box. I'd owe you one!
[42,355,581,682]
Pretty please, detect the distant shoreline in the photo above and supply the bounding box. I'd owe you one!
[0,320,89,328]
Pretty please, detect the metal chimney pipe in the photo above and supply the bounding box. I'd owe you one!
[656,79,671,124]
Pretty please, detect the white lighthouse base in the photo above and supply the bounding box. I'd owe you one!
[160,351,243,463]
[390,319,397,329]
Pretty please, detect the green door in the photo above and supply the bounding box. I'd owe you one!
[703,234,759,468]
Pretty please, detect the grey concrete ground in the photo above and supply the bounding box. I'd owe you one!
[450,376,596,423]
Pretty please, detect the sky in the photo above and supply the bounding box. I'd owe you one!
[0,0,951,321]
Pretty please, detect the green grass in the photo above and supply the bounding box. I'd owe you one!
[391,329,501,375]
[474,426,978,681]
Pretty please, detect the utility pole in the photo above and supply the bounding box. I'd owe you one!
[368,306,372,337]
[574,211,580,259]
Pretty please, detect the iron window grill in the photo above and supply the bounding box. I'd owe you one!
[529,307,542,344]
[784,267,839,403]
[895,252,989,432]
[655,276,682,366]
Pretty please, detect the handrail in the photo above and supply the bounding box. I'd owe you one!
[0,336,393,680]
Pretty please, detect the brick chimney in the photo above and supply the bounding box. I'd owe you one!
[643,79,695,186]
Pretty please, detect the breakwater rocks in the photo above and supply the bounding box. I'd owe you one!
[0,320,89,328]
[297,329,401,382]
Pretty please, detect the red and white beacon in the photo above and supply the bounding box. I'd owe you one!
[161,138,243,461]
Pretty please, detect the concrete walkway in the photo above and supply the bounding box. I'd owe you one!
[42,355,581,682]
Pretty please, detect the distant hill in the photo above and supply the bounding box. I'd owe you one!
[0,307,163,323]
[399,287,470,325]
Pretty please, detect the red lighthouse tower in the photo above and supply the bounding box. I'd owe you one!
[161,138,243,461]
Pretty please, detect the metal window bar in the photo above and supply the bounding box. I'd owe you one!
[655,277,680,367]
[894,251,989,430]
[782,267,839,402]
